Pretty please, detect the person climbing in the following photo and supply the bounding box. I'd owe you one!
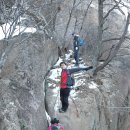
[72,33,80,66]
[59,61,93,113]
[47,118,64,130]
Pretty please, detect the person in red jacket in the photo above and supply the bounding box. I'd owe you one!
[59,61,93,113]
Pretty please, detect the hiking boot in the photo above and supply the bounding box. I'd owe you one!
[59,108,66,113]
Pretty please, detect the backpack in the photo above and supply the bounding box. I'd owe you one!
[78,37,85,46]
[66,70,75,87]
[51,125,61,130]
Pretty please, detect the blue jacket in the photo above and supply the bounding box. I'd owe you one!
[68,67,88,74]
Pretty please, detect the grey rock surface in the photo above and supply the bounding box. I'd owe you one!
[0,33,58,130]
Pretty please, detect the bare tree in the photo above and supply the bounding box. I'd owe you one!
[93,0,130,75]
[63,0,77,38]
[79,0,93,33]
[0,0,25,70]
[0,0,61,72]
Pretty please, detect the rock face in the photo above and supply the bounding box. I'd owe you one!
[0,33,58,130]
[0,0,130,130]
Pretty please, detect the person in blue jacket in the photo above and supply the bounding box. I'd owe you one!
[72,33,80,66]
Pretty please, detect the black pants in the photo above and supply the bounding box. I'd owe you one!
[60,88,71,111]
[74,48,79,66]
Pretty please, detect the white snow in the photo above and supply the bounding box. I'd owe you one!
[48,83,53,87]
[88,81,98,89]
[65,54,70,60]
[0,23,36,40]
[9,102,14,105]
[19,17,27,21]
[79,63,88,68]
[54,90,60,112]
[45,111,51,126]
[49,68,61,81]
[54,57,63,66]
[14,25,36,34]
[71,59,76,63]
[65,50,73,60]
[53,87,60,96]
[70,89,77,97]
[90,4,96,8]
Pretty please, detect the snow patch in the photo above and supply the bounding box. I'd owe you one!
[9,102,14,106]
[54,93,60,112]
[79,63,88,68]
[0,23,36,40]
[88,81,98,89]
[90,4,96,8]
[49,68,61,81]
[53,87,60,96]
[65,50,73,60]
[45,111,51,126]
[54,57,63,66]
[70,89,77,97]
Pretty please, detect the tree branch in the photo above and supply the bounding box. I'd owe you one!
[79,0,93,33]
[103,0,121,20]
[102,36,130,43]
[98,45,115,61]
[64,0,76,38]
[115,0,130,10]
[94,13,130,75]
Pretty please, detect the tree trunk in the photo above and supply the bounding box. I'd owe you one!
[92,0,104,70]
[94,13,130,75]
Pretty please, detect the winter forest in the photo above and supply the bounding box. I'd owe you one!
[0,0,130,130]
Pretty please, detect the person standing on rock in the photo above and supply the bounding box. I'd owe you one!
[47,118,64,130]
[72,33,80,66]
[59,61,93,113]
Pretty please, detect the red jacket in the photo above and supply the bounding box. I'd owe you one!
[60,67,92,89]
[60,69,67,89]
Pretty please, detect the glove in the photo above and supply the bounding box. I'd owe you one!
[85,66,93,71]
[75,47,78,50]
